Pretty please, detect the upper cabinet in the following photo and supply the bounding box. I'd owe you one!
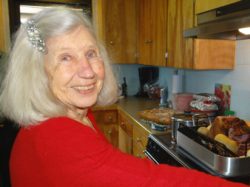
[137,0,167,66]
[167,0,194,68]
[167,0,236,70]
[0,1,10,52]
[195,0,240,15]
[92,0,236,69]
[92,0,137,64]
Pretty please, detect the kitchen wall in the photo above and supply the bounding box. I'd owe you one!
[113,64,176,96]
[114,40,250,121]
[185,39,250,121]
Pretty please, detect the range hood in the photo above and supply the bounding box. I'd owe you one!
[184,0,250,40]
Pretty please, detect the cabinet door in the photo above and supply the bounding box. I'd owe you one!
[0,0,10,52]
[167,0,194,69]
[118,126,133,154]
[118,111,133,154]
[93,110,118,147]
[195,0,240,14]
[193,39,235,70]
[92,0,137,64]
[101,124,118,147]
[138,0,167,66]
[133,124,149,158]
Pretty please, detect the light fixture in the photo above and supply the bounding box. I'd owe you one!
[238,27,250,35]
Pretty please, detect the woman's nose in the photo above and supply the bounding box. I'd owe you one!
[77,59,95,78]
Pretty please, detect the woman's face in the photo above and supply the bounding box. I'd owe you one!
[44,26,105,112]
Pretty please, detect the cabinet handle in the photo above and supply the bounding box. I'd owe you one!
[145,40,152,44]
[165,52,168,59]
[108,116,113,121]
[108,130,112,134]
[109,41,114,45]
[136,137,142,143]
[120,122,126,130]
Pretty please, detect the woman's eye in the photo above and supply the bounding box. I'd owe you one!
[86,49,98,60]
[60,55,72,62]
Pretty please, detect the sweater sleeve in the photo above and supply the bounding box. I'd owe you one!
[27,117,247,187]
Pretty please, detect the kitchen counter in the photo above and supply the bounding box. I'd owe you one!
[93,96,169,134]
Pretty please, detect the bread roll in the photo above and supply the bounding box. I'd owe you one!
[207,124,212,131]
[247,149,250,157]
[214,134,238,154]
[197,127,209,136]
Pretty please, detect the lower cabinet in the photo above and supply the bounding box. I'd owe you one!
[118,111,133,154]
[93,107,150,158]
[92,109,118,148]
[133,123,149,158]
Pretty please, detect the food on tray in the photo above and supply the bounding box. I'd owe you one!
[197,126,209,136]
[247,150,250,157]
[214,134,238,154]
[208,116,250,139]
[197,116,250,156]
[138,108,175,125]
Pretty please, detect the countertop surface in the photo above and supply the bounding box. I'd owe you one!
[94,96,170,134]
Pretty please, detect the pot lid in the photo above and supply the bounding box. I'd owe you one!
[171,113,193,122]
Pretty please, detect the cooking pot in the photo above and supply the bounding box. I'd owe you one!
[171,113,209,144]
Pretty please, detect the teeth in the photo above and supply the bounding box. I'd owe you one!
[75,85,94,91]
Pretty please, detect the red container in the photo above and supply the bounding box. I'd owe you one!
[172,93,193,112]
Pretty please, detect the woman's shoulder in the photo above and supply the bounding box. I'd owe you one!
[19,116,90,139]
[31,116,81,130]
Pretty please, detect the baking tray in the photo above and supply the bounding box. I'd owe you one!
[176,126,250,177]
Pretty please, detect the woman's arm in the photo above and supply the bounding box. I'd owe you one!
[31,117,247,187]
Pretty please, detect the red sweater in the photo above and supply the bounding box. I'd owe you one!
[10,110,247,187]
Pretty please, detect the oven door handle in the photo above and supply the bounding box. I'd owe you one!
[144,150,159,164]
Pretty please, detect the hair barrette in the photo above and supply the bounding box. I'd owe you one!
[26,19,47,53]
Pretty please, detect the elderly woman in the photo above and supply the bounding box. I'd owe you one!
[0,8,246,187]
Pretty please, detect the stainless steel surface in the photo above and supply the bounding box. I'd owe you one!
[177,128,250,177]
[171,113,211,144]
[184,1,250,40]
[171,113,194,144]
[144,150,159,164]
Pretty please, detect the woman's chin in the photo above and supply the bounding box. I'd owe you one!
[75,95,98,108]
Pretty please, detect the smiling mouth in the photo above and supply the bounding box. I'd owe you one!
[74,84,95,93]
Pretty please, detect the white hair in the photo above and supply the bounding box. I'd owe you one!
[0,8,118,126]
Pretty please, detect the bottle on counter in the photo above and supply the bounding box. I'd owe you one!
[121,77,127,97]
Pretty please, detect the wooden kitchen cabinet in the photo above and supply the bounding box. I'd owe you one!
[92,109,118,148]
[167,0,236,69]
[137,0,167,66]
[0,0,10,52]
[166,0,194,68]
[195,0,240,15]
[118,111,133,154]
[92,0,137,64]
[193,39,235,70]
[133,123,149,158]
